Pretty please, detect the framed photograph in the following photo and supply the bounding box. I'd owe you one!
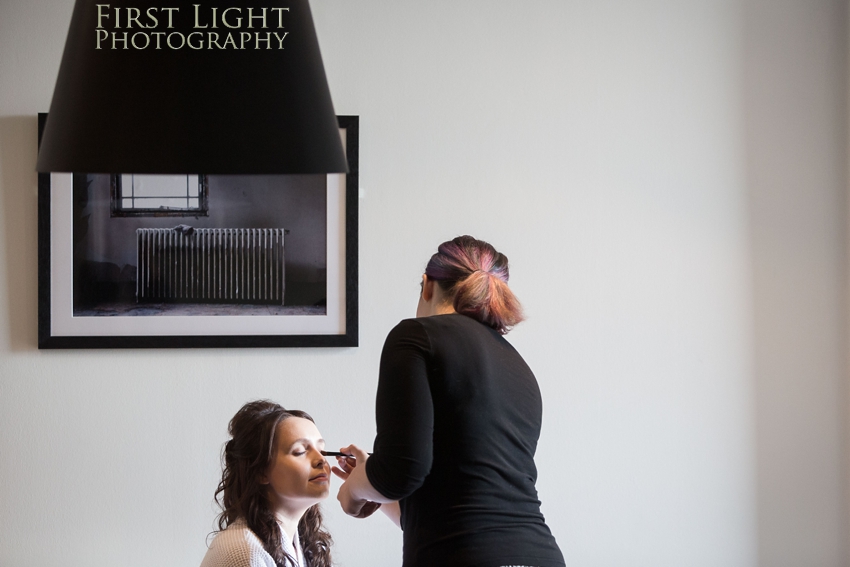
[38,114,359,348]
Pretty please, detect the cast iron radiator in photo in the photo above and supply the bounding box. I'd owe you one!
[136,228,286,304]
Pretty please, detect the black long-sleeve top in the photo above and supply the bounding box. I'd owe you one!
[365,314,565,567]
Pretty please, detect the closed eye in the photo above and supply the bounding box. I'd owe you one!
[287,437,325,456]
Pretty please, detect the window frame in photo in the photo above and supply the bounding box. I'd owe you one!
[110,174,210,218]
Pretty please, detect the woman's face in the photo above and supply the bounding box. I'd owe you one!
[263,416,331,515]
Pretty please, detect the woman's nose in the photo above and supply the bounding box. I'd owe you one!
[312,449,328,467]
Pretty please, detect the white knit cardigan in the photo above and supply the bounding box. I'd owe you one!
[200,519,304,567]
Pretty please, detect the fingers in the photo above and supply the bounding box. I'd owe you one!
[355,501,382,519]
[336,468,379,519]
[335,455,356,474]
[339,444,370,461]
[334,443,376,519]
[340,499,364,516]
[337,482,365,517]
[332,446,358,477]
[341,497,379,518]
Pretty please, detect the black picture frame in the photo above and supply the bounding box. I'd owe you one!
[38,114,359,348]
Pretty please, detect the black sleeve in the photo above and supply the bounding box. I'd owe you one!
[365,319,434,501]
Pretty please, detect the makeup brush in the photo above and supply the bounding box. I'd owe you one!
[321,451,372,458]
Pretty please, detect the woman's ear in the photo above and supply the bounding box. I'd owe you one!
[258,473,269,485]
[421,275,434,302]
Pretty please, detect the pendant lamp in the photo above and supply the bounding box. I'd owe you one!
[36,0,347,174]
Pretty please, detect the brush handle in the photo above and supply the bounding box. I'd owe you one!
[321,450,372,457]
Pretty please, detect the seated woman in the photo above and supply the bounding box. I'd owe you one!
[201,400,333,567]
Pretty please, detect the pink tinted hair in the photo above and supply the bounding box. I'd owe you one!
[424,235,524,334]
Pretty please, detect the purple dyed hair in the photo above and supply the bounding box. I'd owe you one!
[424,235,524,334]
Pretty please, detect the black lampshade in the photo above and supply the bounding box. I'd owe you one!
[37,0,347,174]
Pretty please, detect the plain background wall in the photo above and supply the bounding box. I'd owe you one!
[0,1,847,566]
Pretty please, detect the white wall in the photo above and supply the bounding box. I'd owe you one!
[0,1,847,566]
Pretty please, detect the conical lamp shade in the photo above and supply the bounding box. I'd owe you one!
[37,0,347,174]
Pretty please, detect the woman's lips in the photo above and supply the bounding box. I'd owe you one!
[310,473,329,482]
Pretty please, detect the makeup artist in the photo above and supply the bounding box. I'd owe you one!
[334,236,565,567]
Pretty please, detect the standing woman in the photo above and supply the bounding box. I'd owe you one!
[201,400,333,567]
[336,236,565,567]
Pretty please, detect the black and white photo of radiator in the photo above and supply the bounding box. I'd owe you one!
[71,172,329,317]
[136,228,287,305]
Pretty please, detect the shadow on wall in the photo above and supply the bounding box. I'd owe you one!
[743,0,849,565]
[0,116,39,351]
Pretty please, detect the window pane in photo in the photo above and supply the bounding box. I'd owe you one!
[142,198,193,209]
[121,174,134,195]
[131,175,189,198]
[111,174,208,217]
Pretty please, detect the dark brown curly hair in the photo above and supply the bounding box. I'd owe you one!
[213,400,333,567]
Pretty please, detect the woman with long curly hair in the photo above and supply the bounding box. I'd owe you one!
[201,400,333,567]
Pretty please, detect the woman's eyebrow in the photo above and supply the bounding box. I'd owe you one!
[287,438,325,449]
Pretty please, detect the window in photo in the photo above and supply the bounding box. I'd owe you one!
[111,174,209,217]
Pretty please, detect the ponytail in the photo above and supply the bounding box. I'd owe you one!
[425,236,524,334]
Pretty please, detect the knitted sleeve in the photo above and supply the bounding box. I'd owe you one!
[199,523,277,567]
